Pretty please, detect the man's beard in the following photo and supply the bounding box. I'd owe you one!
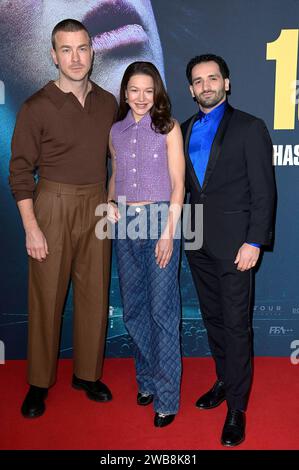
[196,88,226,109]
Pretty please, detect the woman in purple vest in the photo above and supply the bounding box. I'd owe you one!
[108,61,185,427]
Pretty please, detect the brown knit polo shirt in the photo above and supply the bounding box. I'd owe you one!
[9,80,117,201]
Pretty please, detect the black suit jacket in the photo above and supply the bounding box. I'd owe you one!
[181,104,276,258]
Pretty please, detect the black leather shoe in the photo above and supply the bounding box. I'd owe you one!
[72,374,112,402]
[154,413,175,427]
[195,380,225,409]
[137,392,154,406]
[221,409,245,447]
[21,385,48,418]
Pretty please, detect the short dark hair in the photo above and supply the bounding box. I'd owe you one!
[51,19,91,50]
[186,54,230,85]
[117,61,174,135]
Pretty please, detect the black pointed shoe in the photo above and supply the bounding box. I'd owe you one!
[154,412,176,428]
[72,374,112,402]
[195,380,225,409]
[21,385,48,418]
[137,392,154,406]
[221,409,245,447]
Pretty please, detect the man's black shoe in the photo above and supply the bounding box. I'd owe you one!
[195,380,225,409]
[154,412,175,427]
[21,385,48,418]
[72,374,112,402]
[137,392,154,406]
[221,409,245,447]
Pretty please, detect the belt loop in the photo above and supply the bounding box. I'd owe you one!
[57,183,61,198]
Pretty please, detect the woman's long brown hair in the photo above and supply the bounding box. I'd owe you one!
[117,61,174,134]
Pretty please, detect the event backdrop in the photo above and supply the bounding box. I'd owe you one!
[1,0,299,361]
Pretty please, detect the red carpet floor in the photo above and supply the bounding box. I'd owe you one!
[0,357,298,450]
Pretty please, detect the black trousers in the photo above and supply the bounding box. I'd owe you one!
[186,244,252,411]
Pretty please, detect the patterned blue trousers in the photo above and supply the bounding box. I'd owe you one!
[115,202,182,414]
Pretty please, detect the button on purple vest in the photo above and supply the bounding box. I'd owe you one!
[111,110,171,202]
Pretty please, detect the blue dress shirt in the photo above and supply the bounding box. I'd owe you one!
[189,101,227,187]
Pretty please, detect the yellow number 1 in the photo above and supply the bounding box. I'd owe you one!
[267,29,298,130]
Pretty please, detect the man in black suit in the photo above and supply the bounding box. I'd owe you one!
[181,54,275,446]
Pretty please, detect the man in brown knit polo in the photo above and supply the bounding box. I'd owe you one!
[9,19,117,418]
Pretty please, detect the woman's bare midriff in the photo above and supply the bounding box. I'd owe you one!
[126,201,153,206]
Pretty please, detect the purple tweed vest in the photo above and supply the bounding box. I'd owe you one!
[111,110,171,202]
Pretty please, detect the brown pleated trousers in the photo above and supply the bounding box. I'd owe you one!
[27,178,111,388]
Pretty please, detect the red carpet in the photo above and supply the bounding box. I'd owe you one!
[0,357,298,450]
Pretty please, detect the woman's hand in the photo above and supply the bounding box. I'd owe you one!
[107,201,121,224]
[155,233,173,269]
